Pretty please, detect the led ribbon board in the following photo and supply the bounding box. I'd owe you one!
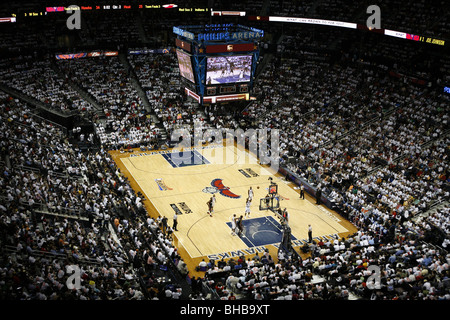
[249,16,446,46]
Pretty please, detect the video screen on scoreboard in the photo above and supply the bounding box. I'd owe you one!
[176,49,195,83]
[206,55,252,85]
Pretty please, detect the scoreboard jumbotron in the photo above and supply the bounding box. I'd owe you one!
[173,24,264,105]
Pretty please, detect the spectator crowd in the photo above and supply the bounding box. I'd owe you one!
[0,0,448,301]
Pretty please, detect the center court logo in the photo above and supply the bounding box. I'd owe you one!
[171,123,280,172]
[202,178,241,198]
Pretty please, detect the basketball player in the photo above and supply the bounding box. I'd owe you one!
[264,191,271,208]
[244,198,251,218]
[237,215,244,237]
[282,208,289,223]
[248,186,253,202]
[207,194,216,217]
[229,60,235,75]
[207,197,212,217]
[230,214,237,236]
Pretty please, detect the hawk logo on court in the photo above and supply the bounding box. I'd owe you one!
[202,179,241,199]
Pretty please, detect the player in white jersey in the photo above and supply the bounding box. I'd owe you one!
[248,186,253,202]
[230,214,237,236]
[244,197,251,218]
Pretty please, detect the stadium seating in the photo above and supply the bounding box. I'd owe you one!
[0,0,448,301]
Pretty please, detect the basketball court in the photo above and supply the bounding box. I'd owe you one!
[110,141,357,276]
